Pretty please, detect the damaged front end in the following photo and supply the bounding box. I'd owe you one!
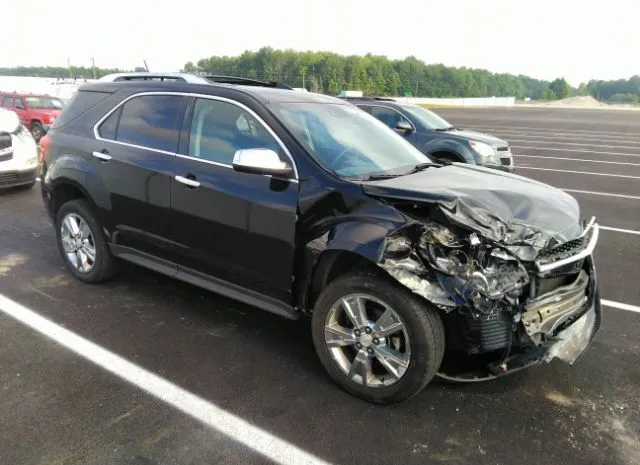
[378,210,601,382]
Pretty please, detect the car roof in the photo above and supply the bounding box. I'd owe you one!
[78,80,348,106]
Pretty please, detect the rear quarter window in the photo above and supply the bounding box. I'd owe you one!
[51,90,112,129]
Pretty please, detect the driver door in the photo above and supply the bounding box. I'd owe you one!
[168,96,299,303]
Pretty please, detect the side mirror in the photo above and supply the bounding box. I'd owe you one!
[0,109,20,134]
[232,148,293,178]
[395,120,413,133]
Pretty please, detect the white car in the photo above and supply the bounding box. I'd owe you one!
[0,108,39,190]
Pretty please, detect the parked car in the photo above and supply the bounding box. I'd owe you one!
[41,73,600,404]
[0,92,64,141]
[0,108,39,190]
[341,96,514,171]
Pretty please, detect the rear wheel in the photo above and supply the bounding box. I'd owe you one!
[311,272,445,404]
[55,199,117,283]
[31,122,45,142]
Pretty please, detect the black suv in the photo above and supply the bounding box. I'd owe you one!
[41,73,600,404]
[342,97,514,172]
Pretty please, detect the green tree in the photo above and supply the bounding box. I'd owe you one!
[541,87,557,100]
[548,78,571,99]
[577,83,588,96]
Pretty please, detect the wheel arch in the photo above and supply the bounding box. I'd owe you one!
[424,139,476,164]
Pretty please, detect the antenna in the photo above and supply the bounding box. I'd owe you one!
[143,60,150,72]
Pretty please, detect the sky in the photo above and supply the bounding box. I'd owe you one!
[6,0,638,86]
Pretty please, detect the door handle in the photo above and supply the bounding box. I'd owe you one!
[175,175,200,188]
[92,151,112,161]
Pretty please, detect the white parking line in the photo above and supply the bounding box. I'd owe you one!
[518,166,640,179]
[493,132,640,143]
[484,130,640,144]
[562,189,640,200]
[0,294,332,465]
[465,125,640,139]
[515,154,640,167]
[509,139,640,150]
[600,226,640,236]
[602,300,640,314]
[512,146,640,157]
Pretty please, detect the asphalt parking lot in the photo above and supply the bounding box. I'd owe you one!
[1,107,639,465]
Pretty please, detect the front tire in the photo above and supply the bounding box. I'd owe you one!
[311,272,445,404]
[55,199,117,283]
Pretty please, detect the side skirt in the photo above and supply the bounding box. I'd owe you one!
[110,244,300,320]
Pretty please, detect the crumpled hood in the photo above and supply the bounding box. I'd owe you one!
[442,129,508,147]
[362,163,584,260]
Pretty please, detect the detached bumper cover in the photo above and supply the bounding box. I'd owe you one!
[544,292,601,365]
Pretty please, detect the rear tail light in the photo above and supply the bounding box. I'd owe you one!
[39,134,50,163]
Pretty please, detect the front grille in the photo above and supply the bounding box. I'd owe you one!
[537,227,594,266]
[465,311,512,353]
[496,146,510,152]
[0,172,18,182]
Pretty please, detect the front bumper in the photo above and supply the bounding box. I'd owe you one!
[0,168,37,188]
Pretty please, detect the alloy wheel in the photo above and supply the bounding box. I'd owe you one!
[324,293,411,387]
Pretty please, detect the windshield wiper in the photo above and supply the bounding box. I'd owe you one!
[435,126,458,132]
[405,162,439,174]
[364,173,404,181]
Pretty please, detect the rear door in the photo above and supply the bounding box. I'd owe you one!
[86,93,187,260]
[168,96,298,303]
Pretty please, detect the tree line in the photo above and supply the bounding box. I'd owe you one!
[2,48,638,103]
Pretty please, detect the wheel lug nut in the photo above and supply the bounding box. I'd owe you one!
[367,348,373,354]
[373,338,379,345]
[356,343,362,349]
[354,330,361,337]
[364,327,372,334]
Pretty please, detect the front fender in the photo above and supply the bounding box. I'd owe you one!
[423,138,477,164]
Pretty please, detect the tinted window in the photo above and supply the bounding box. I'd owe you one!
[53,90,111,129]
[187,98,280,165]
[2,96,13,108]
[371,106,410,129]
[115,95,185,152]
[14,97,24,109]
[99,106,121,140]
[356,104,373,114]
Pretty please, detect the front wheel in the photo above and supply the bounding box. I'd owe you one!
[311,272,445,404]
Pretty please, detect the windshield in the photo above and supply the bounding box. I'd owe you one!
[400,105,452,130]
[271,103,430,178]
[25,97,64,110]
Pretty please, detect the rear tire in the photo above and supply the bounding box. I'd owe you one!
[31,122,45,142]
[55,199,117,283]
[311,272,445,404]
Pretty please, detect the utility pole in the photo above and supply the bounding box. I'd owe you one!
[143,60,149,72]
[67,58,73,79]
[91,57,96,79]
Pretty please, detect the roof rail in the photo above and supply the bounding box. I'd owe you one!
[202,75,293,90]
[98,72,211,84]
[339,96,398,102]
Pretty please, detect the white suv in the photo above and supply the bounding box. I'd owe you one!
[0,108,39,190]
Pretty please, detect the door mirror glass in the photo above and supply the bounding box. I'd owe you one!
[395,120,413,133]
[232,148,293,177]
[0,109,20,134]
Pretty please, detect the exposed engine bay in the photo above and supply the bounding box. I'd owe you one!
[377,207,600,381]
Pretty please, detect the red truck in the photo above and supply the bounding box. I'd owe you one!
[0,92,64,141]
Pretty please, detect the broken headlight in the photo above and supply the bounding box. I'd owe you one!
[420,227,530,302]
